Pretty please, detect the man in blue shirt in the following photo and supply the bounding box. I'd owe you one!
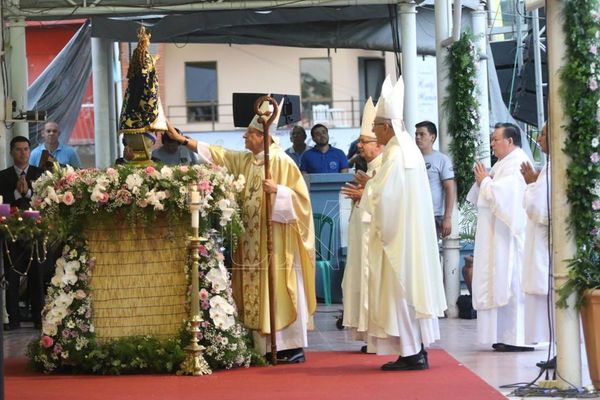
[285,126,311,167]
[300,124,349,173]
[30,121,82,168]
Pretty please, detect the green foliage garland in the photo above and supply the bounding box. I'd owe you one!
[557,1,600,307]
[444,31,481,205]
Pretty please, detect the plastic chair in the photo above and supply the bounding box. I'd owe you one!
[313,213,334,305]
[312,104,330,125]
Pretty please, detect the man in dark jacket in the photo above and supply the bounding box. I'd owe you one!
[0,136,44,330]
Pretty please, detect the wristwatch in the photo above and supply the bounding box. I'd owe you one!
[180,137,189,146]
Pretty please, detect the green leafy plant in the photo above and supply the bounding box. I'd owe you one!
[557,1,600,308]
[444,31,481,205]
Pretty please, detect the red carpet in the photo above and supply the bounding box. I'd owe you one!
[5,350,504,400]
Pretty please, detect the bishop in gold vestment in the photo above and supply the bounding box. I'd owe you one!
[165,108,316,358]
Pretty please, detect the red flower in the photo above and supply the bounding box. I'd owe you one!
[40,335,54,348]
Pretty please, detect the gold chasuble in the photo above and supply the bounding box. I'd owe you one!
[209,143,316,334]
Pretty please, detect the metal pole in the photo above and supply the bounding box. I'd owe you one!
[0,5,9,170]
[547,0,581,389]
[435,0,460,318]
[473,2,491,167]
[531,8,546,132]
[398,1,418,136]
[514,1,524,71]
[92,37,114,168]
[6,16,28,138]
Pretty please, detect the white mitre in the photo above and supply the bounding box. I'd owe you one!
[359,97,377,138]
[375,75,419,168]
[248,96,284,139]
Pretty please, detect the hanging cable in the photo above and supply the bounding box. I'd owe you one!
[387,4,401,78]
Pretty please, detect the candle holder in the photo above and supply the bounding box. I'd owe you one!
[179,185,211,376]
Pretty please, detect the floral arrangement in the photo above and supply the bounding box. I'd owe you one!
[27,163,254,373]
[183,233,259,369]
[444,31,481,204]
[27,237,96,372]
[31,163,245,241]
[558,1,600,307]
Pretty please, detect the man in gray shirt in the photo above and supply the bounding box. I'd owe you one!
[152,130,198,165]
[415,121,456,238]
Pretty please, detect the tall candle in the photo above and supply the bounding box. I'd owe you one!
[190,187,200,204]
[0,195,3,203]
[23,208,40,220]
[191,209,199,229]
[0,204,11,217]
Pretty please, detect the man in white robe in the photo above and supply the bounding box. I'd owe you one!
[362,76,447,371]
[521,125,554,368]
[340,98,384,350]
[468,123,534,352]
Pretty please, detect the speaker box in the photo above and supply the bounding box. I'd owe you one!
[232,93,301,128]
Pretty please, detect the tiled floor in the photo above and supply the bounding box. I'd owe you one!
[2,306,598,399]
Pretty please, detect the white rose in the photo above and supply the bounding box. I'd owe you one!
[42,322,58,336]
[47,186,60,203]
[61,272,78,286]
[160,166,173,179]
[64,260,81,274]
[55,292,75,308]
[125,174,144,191]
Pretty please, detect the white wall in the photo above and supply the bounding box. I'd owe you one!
[163,43,385,132]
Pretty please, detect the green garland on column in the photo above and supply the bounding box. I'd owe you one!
[558,1,600,307]
[443,31,481,205]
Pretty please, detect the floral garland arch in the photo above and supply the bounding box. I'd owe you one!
[557,2,600,307]
[26,164,260,374]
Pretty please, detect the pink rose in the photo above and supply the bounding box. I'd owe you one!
[99,192,109,203]
[199,245,209,257]
[179,166,189,173]
[40,335,54,348]
[591,152,600,164]
[590,78,599,92]
[593,200,600,211]
[106,167,117,177]
[62,191,75,206]
[145,166,156,175]
[75,289,86,299]
[198,180,211,191]
[199,288,209,300]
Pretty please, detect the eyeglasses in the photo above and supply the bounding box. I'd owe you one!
[371,122,388,128]
[357,139,378,145]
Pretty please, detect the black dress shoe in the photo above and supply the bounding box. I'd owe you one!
[381,350,429,371]
[360,345,375,354]
[492,343,534,352]
[536,356,556,369]
[266,348,305,364]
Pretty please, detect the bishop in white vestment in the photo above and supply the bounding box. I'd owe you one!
[363,77,447,371]
[469,123,534,351]
[340,98,384,347]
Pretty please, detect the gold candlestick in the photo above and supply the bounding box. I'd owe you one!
[179,192,211,376]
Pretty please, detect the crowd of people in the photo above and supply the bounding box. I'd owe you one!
[0,77,553,372]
